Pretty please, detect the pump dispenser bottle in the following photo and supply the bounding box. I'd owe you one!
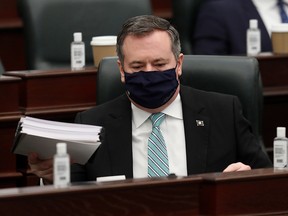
[247,19,261,56]
[53,142,70,188]
[71,32,85,70]
[273,127,288,168]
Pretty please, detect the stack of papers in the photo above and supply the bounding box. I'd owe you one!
[12,116,103,165]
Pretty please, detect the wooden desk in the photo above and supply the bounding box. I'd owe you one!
[0,75,21,116]
[0,75,22,174]
[4,67,97,117]
[257,54,288,157]
[0,75,25,188]
[0,168,287,215]
[0,172,24,189]
[0,176,202,216]
[200,168,288,215]
[257,53,288,87]
[1,68,97,185]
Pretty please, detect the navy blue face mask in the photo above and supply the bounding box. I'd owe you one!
[124,67,179,109]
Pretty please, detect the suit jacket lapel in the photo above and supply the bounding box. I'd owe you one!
[104,95,134,178]
[180,86,210,175]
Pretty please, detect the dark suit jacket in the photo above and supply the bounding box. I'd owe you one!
[193,0,273,55]
[71,85,272,182]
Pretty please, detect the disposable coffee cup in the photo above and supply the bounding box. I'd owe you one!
[90,36,117,66]
[271,24,288,54]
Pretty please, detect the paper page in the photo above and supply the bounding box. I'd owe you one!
[13,134,100,165]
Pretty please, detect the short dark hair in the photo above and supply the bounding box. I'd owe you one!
[116,15,181,64]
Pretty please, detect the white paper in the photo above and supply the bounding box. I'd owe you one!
[12,116,102,165]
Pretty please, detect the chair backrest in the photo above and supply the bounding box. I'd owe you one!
[96,57,125,105]
[180,55,263,144]
[171,0,204,54]
[18,0,152,70]
[97,55,264,147]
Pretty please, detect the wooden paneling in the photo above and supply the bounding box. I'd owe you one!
[0,76,21,115]
[151,0,172,19]
[0,118,20,173]
[0,76,23,187]
[258,53,288,87]
[0,176,202,216]
[199,168,288,215]
[0,26,26,71]
[5,67,97,113]
[0,168,288,215]
[0,76,22,174]
[0,0,26,71]
[257,54,288,158]
[0,0,19,19]
[0,172,24,189]
[1,68,97,186]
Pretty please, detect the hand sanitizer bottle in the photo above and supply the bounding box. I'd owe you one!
[273,127,288,168]
[71,32,85,70]
[53,142,70,188]
[247,19,261,56]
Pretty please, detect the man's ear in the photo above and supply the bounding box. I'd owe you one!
[117,60,125,83]
[176,53,184,77]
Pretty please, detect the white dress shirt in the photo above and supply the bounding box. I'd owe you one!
[131,94,188,178]
[252,0,288,36]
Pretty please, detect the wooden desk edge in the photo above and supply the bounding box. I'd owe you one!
[3,67,97,78]
[0,175,202,198]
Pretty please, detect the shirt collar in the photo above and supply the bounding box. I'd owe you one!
[252,0,272,10]
[131,94,183,128]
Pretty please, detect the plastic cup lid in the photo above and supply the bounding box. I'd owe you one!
[90,36,117,46]
[271,24,288,32]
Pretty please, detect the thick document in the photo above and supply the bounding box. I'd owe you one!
[12,116,103,165]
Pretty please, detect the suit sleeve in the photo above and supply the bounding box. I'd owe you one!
[233,97,272,168]
[193,1,230,55]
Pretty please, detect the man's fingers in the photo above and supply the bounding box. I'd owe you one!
[28,152,39,164]
[223,162,251,172]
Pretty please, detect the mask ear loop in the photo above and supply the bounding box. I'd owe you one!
[174,64,181,84]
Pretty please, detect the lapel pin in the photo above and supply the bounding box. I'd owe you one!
[196,120,204,127]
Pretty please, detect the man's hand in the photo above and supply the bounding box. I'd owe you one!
[223,162,251,172]
[28,152,53,184]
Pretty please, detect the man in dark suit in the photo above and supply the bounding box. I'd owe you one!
[28,15,272,184]
[193,0,273,55]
